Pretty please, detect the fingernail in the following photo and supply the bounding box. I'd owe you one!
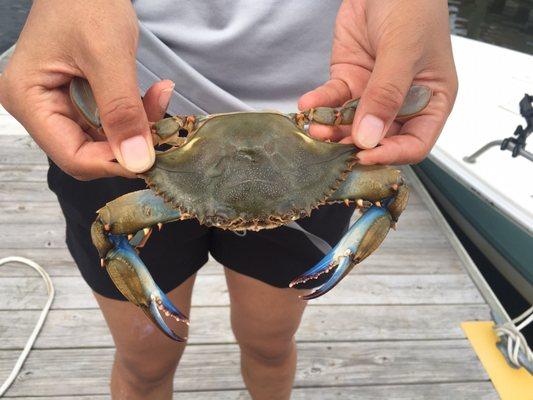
[120,135,154,172]
[357,114,384,148]
[158,83,175,112]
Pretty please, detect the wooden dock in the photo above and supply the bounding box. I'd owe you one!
[0,101,499,399]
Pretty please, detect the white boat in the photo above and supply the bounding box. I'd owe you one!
[414,35,533,303]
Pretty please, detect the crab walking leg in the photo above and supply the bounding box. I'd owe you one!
[90,189,189,341]
[69,77,202,146]
[91,189,183,257]
[289,204,392,299]
[291,85,431,127]
[106,234,188,342]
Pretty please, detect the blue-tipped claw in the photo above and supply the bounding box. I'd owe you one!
[105,234,189,341]
[301,256,351,300]
[288,250,336,288]
[290,204,392,299]
[148,302,187,342]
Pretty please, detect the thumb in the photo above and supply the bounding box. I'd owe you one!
[352,51,415,150]
[85,68,155,173]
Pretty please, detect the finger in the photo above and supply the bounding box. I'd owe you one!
[298,78,352,110]
[81,56,155,173]
[308,124,351,142]
[26,101,137,180]
[339,121,401,144]
[142,80,175,122]
[356,113,444,165]
[71,140,138,179]
[351,48,416,150]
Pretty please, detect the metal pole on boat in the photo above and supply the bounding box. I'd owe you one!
[463,140,533,163]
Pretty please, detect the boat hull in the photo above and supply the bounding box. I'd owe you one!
[414,157,533,304]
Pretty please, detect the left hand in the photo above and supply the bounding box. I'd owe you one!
[298,0,458,165]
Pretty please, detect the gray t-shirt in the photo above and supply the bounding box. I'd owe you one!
[133,0,341,114]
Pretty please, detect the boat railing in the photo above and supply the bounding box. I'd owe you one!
[464,93,533,163]
[463,139,533,163]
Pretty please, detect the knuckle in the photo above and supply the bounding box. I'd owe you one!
[99,97,143,133]
[407,141,429,164]
[367,81,405,111]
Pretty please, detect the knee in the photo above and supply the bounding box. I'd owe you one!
[234,327,296,366]
[115,343,185,388]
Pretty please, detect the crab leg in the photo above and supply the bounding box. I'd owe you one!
[106,234,188,341]
[290,204,392,299]
[291,85,431,127]
[330,165,409,221]
[91,189,190,341]
[70,77,202,146]
[290,166,409,298]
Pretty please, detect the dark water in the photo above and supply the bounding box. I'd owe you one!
[0,1,532,54]
[449,0,533,53]
[0,0,32,53]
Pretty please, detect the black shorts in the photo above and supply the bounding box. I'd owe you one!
[47,160,355,300]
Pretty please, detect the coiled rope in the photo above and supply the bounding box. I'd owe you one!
[494,305,533,372]
[0,257,55,397]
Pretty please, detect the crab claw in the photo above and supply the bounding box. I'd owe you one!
[105,235,189,341]
[290,204,392,299]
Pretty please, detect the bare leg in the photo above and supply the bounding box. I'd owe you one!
[94,274,196,400]
[224,268,308,400]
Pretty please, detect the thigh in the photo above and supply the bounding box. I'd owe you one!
[94,273,196,372]
[224,268,308,349]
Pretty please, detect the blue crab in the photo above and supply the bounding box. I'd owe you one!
[70,77,431,341]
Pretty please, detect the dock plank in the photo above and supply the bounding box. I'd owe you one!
[2,382,499,400]
[0,164,48,182]
[0,202,63,224]
[0,341,488,397]
[0,305,491,349]
[0,135,47,164]
[0,274,484,310]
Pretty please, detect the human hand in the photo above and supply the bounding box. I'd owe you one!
[0,0,171,180]
[299,0,458,165]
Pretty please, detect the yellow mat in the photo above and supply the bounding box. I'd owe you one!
[461,321,533,400]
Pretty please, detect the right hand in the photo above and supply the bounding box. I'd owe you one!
[0,0,172,180]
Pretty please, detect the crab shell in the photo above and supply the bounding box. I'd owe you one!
[143,112,358,231]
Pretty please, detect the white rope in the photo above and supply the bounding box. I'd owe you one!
[0,257,54,397]
[494,305,533,369]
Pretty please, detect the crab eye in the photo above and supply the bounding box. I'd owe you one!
[178,129,188,138]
